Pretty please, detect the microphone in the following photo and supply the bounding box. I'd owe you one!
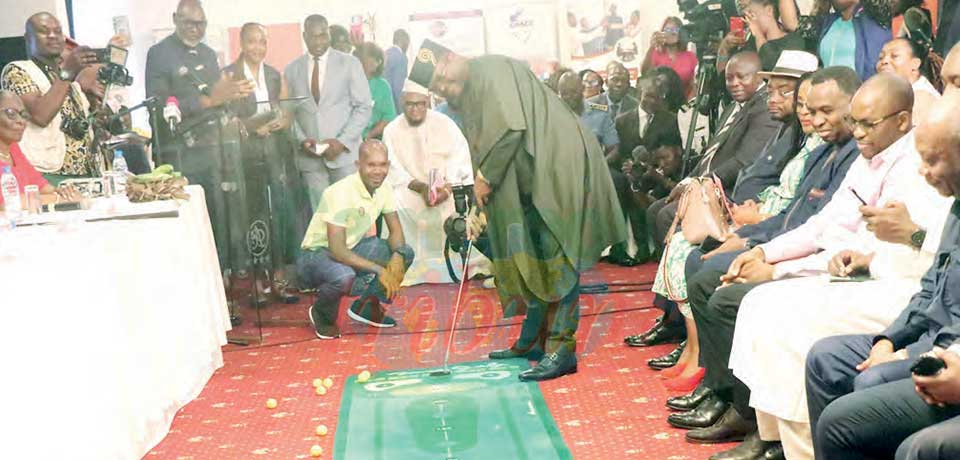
[163,97,181,134]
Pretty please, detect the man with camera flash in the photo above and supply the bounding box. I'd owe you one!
[381,80,484,286]
[1,12,102,185]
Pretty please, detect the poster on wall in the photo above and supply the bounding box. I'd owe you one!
[564,0,655,78]
[407,10,486,58]
[485,3,558,60]
[484,2,559,78]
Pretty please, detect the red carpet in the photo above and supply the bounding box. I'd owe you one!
[147,263,733,459]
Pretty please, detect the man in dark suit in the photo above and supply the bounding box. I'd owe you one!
[608,73,682,264]
[646,51,780,251]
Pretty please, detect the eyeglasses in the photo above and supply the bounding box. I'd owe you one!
[662,27,681,34]
[1,108,30,122]
[767,87,795,99]
[178,18,207,30]
[404,101,428,109]
[843,110,906,134]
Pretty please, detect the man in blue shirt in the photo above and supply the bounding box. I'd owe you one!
[557,70,619,155]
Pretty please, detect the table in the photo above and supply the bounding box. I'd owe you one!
[1,185,231,460]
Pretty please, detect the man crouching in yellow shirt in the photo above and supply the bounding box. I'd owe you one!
[297,140,415,339]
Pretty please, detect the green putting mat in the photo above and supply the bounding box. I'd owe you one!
[333,359,572,460]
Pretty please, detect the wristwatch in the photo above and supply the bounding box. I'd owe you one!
[910,227,927,250]
[58,69,76,82]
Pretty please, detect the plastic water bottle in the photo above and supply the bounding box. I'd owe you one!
[112,150,128,196]
[1,165,21,220]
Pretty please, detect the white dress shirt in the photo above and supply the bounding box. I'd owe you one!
[242,60,270,114]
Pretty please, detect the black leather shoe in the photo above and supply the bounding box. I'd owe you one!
[624,315,663,343]
[648,341,686,370]
[708,431,768,460]
[667,395,729,429]
[666,384,713,411]
[518,349,577,381]
[762,442,785,460]
[686,407,758,444]
[489,344,545,361]
[626,322,686,347]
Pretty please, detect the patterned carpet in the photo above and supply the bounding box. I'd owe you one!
[147,263,732,459]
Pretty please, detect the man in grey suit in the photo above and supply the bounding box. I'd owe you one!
[285,14,372,210]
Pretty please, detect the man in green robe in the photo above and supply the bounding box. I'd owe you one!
[409,40,627,381]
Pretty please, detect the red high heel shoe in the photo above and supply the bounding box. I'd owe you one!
[658,361,688,379]
[663,367,705,393]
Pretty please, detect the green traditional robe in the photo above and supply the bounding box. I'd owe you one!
[459,56,627,318]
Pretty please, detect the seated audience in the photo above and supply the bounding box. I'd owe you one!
[580,69,604,99]
[381,81,484,285]
[656,66,862,453]
[355,42,398,140]
[805,48,960,460]
[557,70,618,157]
[609,69,683,264]
[678,73,945,459]
[2,12,101,185]
[587,62,638,124]
[0,90,79,210]
[876,37,942,126]
[298,140,414,339]
[642,17,699,95]
[639,54,817,396]
[647,51,780,254]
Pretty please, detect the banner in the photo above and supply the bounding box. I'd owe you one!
[408,10,486,58]
[485,3,558,60]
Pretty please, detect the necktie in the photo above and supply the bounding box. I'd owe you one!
[699,103,742,172]
[311,56,321,103]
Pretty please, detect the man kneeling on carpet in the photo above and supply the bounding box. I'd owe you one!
[298,140,415,339]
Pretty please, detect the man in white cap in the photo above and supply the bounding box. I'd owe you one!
[381,81,483,285]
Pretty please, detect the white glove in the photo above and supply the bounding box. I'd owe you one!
[466,206,487,242]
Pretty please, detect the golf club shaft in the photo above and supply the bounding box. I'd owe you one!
[441,241,473,371]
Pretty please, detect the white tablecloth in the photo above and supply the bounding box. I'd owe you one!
[1,185,231,460]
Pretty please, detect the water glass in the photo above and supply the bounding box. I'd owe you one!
[23,185,40,214]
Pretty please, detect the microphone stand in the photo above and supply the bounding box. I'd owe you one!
[243,96,313,329]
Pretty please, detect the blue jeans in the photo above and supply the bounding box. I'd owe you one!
[297,237,414,314]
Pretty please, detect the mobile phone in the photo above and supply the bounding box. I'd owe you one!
[701,236,724,253]
[849,187,867,206]
[729,17,745,39]
[911,355,947,376]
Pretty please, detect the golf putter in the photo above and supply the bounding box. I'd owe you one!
[431,241,473,377]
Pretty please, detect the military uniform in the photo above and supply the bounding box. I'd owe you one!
[579,101,619,150]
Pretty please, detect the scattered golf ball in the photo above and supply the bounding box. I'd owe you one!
[310,444,323,457]
[315,386,327,395]
[312,378,323,388]
[323,377,334,388]
[357,370,371,383]
[265,398,277,409]
[316,424,328,436]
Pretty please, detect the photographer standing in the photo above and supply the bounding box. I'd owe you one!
[641,17,698,96]
[1,12,102,185]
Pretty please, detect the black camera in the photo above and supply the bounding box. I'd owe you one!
[677,0,739,47]
[443,184,474,254]
[97,63,133,87]
[61,115,91,139]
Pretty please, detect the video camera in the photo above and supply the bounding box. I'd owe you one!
[94,44,133,87]
[676,0,740,49]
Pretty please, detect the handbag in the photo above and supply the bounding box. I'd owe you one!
[665,174,733,246]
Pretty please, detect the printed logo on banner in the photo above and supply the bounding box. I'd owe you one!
[508,8,534,44]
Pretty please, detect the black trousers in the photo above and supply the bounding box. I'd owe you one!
[646,196,679,253]
[688,268,765,420]
[815,378,960,460]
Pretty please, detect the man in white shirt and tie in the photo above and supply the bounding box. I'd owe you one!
[284,14,372,210]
